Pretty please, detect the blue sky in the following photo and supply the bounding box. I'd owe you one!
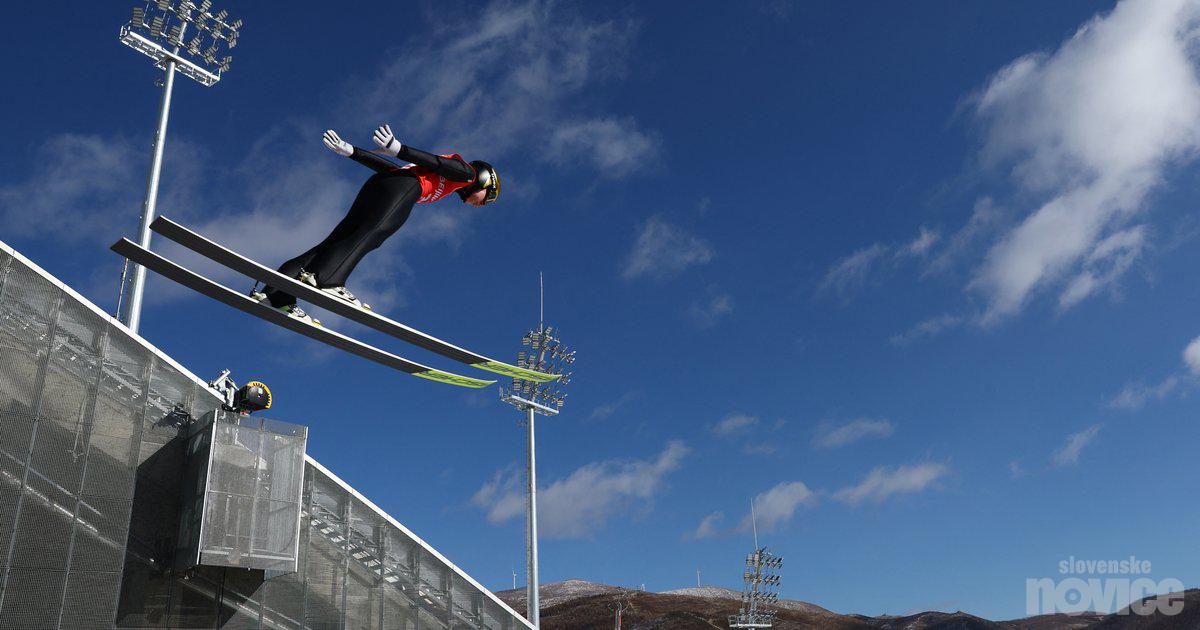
[3,0,1200,621]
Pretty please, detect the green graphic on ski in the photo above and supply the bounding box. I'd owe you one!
[149,216,559,383]
[111,238,496,389]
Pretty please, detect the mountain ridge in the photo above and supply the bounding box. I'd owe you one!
[494,580,1198,629]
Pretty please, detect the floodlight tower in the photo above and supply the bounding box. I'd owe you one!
[116,0,242,333]
[729,501,783,628]
[500,274,575,628]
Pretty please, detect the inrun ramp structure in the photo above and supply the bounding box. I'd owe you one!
[0,238,532,629]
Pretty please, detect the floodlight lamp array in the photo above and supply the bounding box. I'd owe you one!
[121,0,242,86]
[730,545,783,628]
[504,325,576,415]
[746,548,783,568]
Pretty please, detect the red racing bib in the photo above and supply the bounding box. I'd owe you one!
[400,153,473,203]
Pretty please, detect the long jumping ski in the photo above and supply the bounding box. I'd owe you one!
[111,238,496,389]
[149,216,559,383]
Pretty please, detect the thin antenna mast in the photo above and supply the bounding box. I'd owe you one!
[539,271,544,330]
[751,498,759,549]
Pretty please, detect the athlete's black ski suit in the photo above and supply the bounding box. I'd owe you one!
[264,145,475,308]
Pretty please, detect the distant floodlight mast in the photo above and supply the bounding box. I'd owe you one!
[500,273,575,629]
[115,1,242,333]
[729,500,783,628]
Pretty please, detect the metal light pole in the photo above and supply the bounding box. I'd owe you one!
[500,274,576,628]
[525,404,539,623]
[729,499,784,629]
[116,1,241,333]
[125,35,178,335]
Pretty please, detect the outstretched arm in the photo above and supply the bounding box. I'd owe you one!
[350,147,400,173]
[397,145,475,182]
[373,124,475,183]
[323,129,397,173]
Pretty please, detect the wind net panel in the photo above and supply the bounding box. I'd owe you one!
[0,253,57,418]
[0,411,35,545]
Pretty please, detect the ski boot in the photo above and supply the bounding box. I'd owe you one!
[250,291,322,327]
[298,270,372,311]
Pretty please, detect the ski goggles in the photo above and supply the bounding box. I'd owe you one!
[466,160,500,205]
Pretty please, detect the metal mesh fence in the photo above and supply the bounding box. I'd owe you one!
[0,244,529,629]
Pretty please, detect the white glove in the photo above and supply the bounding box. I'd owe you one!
[323,129,353,157]
[373,124,403,157]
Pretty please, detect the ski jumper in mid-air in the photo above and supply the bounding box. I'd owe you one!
[254,124,500,324]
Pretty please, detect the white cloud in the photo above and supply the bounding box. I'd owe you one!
[622,216,713,280]
[925,198,1006,278]
[1009,460,1027,479]
[711,413,758,436]
[472,441,690,539]
[833,463,949,505]
[688,511,725,540]
[0,134,204,246]
[741,443,779,456]
[1184,335,1200,375]
[1109,334,1200,410]
[347,0,645,169]
[547,118,659,175]
[969,0,1200,323]
[1108,375,1179,410]
[899,226,941,258]
[687,292,734,329]
[586,391,638,421]
[740,481,817,532]
[818,243,888,297]
[1057,225,1147,310]
[1052,425,1101,467]
[471,465,527,525]
[812,418,895,449]
[819,226,941,299]
[889,314,964,346]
